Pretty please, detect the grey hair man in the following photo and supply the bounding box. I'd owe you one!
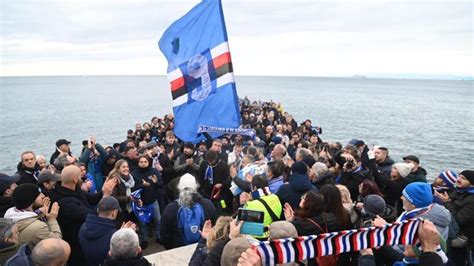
[105,228,151,265]
[160,174,217,250]
[30,238,70,266]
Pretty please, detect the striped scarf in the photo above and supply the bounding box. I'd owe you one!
[254,218,422,265]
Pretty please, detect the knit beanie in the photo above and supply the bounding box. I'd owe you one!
[438,170,458,188]
[291,161,308,175]
[402,182,433,208]
[460,170,474,185]
[392,163,413,178]
[363,194,386,216]
[12,184,41,210]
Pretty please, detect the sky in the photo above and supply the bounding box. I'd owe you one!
[0,0,472,78]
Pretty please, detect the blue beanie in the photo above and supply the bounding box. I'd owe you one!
[402,182,433,208]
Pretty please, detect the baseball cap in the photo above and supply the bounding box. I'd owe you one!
[56,139,71,147]
[97,196,121,212]
[402,155,420,165]
[0,174,20,195]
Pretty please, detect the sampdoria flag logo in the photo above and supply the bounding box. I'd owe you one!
[159,0,240,143]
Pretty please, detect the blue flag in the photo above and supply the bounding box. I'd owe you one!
[159,0,241,143]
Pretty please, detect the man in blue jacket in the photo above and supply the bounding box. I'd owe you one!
[78,196,136,266]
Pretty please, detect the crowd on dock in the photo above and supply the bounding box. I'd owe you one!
[0,97,472,266]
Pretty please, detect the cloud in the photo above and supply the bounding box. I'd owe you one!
[1,0,472,77]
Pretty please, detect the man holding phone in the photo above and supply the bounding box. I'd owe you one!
[239,175,282,240]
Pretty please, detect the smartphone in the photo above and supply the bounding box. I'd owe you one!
[237,208,264,236]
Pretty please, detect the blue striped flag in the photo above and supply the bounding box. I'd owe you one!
[158,0,240,143]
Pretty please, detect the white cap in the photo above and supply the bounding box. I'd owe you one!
[177,173,198,191]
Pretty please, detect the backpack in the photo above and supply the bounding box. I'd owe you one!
[177,203,205,245]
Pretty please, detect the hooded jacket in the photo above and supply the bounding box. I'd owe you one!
[276,173,318,210]
[4,208,62,248]
[16,162,40,185]
[78,214,118,266]
[418,203,451,240]
[406,167,428,183]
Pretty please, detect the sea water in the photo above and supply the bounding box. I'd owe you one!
[0,76,472,179]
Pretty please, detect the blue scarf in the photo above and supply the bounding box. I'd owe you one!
[457,187,474,194]
[204,165,214,185]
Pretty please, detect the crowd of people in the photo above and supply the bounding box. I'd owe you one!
[0,97,472,266]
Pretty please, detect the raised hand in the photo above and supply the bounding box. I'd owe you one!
[229,219,243,239]
[102,178,117,197]
[283,202,294,221]
[46,202,60,220]
[418,220,440,252]
[199,220,212,239]
[238,247,262,266]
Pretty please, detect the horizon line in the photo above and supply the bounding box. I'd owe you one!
[0,73,472,81]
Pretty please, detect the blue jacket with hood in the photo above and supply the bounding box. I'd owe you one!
[276,173,318,210]
[78,214,118,266]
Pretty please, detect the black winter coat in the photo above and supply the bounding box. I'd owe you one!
[131,167,163,205]
[104,254,151,266]
[292,212,340,236]
[160,195,217,250]
[16,162,40,185]
[49,185,103,266]
[376,157,394,178]
[338,167,372,202]
[444,191,474,242]
[369,159,409,215]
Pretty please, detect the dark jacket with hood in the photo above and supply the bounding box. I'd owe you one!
[406,167,427,183]
[160,195,217,250]
[78,214,118,266]
[16,162,40,185]
[276,173,318,210]
[49,185,103,266]
[131,166,163,205]
[338,167,372,202]
[376,157,394,178]
[104,254,151,266]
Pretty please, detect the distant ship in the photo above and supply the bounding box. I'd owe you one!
[352,74,367,79]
